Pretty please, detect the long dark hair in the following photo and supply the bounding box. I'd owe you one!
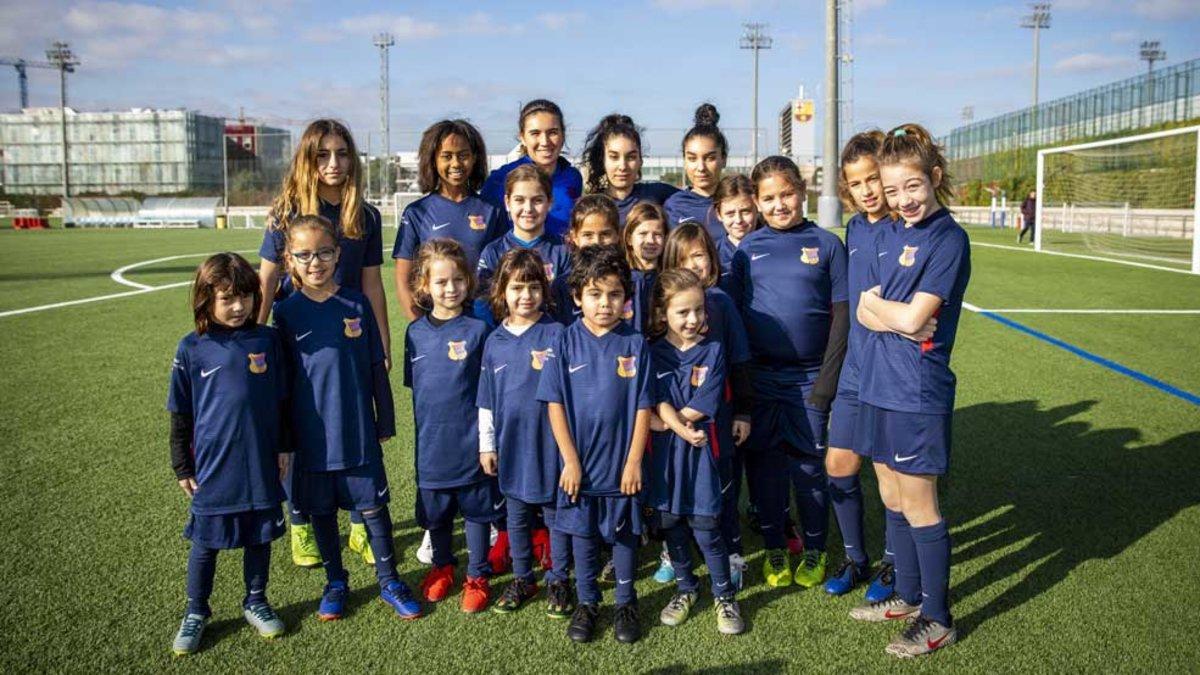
[682,103,728,158]
[191,252,262,334]
[417,119,488,194]
[581,113,642,194]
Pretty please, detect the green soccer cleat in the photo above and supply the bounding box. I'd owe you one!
[763,549,792,587]
[171,613,208,656]
[348,521,375,565]
[715,598,746,635]
[793,550,827,588]
[659,591,697,626]
[290,522,322,568]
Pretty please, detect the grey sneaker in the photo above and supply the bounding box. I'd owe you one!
[849,594,921,623]
[715,597,745,635]
[171,613,209,656]
[659,591,698,626]
[243,602,286,639]
[885,616,957,658]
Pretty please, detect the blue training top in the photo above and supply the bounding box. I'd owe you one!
[392,192,506,270]
[664,189,724,243]
[259,200,384,301]
[481,156,583,238]
[612,182,679,225]
[838,212,892,395]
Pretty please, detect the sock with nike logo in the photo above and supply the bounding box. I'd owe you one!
[887,509,922,606]
[663,521,699,594]
[185,544,218,617]
[242,543,270,607]
[790,455,829,552]
[828,475,868,566]
[361,506,399,588]
[465,519,492,578]
[911,521,952,627]
[572,534,602,605]
[693,525,733,599]
[612,530,640,606]
[310,512,347,585]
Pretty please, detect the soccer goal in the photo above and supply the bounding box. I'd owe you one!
[1035,125,1200,273]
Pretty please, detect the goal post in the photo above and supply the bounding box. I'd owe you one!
[1035,125,1200,274]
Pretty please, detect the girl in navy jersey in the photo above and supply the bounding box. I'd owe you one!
[168,253,288,655]
[824,131,899,601]
[646,269,746,635]
[849,124,970,659]
[537,244,652,645]
[660,223,753,588]
[731,156,849,592]
[664,104,727,242]
[274,216,421,623]
[394,119,506,321]
[482,99,584,237]
[621,202,667,333]
[581,114,678,224]
[404,239,498,613]
[477,249,570,615]
[257,119,387,568]
[712,174,758,296]
[548,195,621,325]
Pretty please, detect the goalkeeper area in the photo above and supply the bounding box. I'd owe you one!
[1035,125,1200,273]
[1,222,1197,672]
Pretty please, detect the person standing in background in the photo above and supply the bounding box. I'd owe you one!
[1018,190,1037,243]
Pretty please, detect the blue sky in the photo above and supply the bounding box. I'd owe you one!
[2,0,1198,156]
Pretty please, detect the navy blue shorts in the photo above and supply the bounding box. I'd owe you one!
[416,479,504,529]
[855,402,951,476]
[553,494,644,543]
[184,506,285,549]
[292,461,390,516]
[828,386,867,456]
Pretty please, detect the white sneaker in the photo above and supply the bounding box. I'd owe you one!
[416,529,433,565]
[728,553,748,591]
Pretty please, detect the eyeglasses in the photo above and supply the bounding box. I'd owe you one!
[290,247,337,264]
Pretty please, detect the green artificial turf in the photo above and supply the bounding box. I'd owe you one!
[0,225,1197,673]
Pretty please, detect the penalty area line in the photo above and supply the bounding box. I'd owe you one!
[0,282,190,318]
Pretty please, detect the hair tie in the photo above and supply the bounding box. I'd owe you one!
[893,128,908,137]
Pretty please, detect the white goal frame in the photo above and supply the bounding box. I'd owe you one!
[1035,125,1200,274]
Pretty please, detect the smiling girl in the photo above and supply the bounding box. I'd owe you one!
[580,114,678,225]
[664,104,728,242]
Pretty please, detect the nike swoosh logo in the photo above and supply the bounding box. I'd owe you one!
[884,608,915,619]
[296,330,313,341]
[568,364,587,373]
[815,444,826,450]
[878,251,889,257]
[493,364,507,373]
[751,253,770,261]
[656,372,672,379]
[721,482,732,494]
[617,579,632,585]
[615,519,626,531]
[275,518,285,528]
[410,355,426,362]
[493,499,506,510]
[849,248,858,255]
[893,453,918,463]
[431,222,451,230]
[720,271,731,276]
[380,554,393,562]
[805,531,821,537]
[200,367,221,378]
[927,632,952,650]
[377,486,389,497]
[679,217,697,223]
[291,508,302,515]
[716,581,728,587]
[761,524,775,530]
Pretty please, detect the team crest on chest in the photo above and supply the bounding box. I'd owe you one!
[530,348,554,370]
[622,298,634,320]
[448,340,468,361]
[616,355,637,378]
[248,352,268,374]
[468,215,486,231]
[899,245,919,267]
[343,317,362,338]
[690,365,709,387]
[800,247,820,265]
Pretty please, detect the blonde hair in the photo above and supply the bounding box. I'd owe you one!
[269,119,365,239]
[409,238,476,311]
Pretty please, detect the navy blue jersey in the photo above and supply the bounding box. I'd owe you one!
[730,221,848,370]
[168,326,287,516]
[476,316,565,503]
[858,210,971,414]
[274,288,389,472]
[612,182,679,225]
[648,338,727,517]
[623,269,656,334]
[392,192,506,269]
[536,322,653,497]
[477,231,572,290]
[716,235,739,296]
[839,213,891,392]
[664,189,723,243]
[481,156,583,238]
[404,313,490,488]
[702,286,751,365]
[259,200,384,300]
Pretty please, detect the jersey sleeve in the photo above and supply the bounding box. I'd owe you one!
[864,229,881,289]
[362,206,384,267]
[259,227,286,264]
[402,327,415,388]
[917,229,970,301]
[685,346,726,419]
[728,247,749,310]
[634,338,653,410]
[475,344,495,409]
[269,329,288,402]
[649,182,679,204]
[392,204,420,260]
[362,297,386,365]
[535,334,566,404]
[480,168,507,214]
[487,204,508,245]
[166,339,192,415]
[718,293,751,365]
[828,236,849,304]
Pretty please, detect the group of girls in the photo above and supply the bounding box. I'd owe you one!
[167,98,970,659]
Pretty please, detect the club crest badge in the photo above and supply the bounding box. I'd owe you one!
[448,340,468,361]
[801,247,820,265]
[622,298,634,320]
[530,348,554,371]
[544,262,556,282]
[343,317,362,338]
[248,352,268,374]
[617,355,637,378]
[690,365,709,387]
[468,214,486,230]
[899,245,919,267]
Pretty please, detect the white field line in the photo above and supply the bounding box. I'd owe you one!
[971,241,1196,275]
[976,308,1200,315]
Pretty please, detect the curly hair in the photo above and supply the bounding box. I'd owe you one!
[417,119,489,194]
[581,113,642,194]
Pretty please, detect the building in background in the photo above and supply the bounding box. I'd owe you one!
[779,87,818,184]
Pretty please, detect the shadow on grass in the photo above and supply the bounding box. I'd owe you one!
[645,660,787,675]
[946,399,1200,633]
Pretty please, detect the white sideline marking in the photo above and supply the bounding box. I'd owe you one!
[971,241,1195,276]
[0,282,190,318]
[977,308,1200,315]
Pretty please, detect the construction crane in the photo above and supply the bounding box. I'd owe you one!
[0,57,67,109]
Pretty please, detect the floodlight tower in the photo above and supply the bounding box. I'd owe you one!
[1020,4,1051,113]
[838,0,854,150]
[1140,40,1165,125]
[819,0,841,230]
[962,106,975,124]
[373,32,394,197]
[45,41,79,208]
[739,23,772,167]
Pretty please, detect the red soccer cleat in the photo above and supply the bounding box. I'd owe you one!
[488,530,512,575]
[421,564,455,602]
[531,528,553,571]
[786,521,804,556]
[461,576,491,613]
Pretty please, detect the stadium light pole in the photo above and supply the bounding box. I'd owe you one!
[374,33,394,202]
[739,23,772,167]
[1139,41,1165,126]
[1020,4,1051,138]
[819,0,841,230]
[45,41,78,215]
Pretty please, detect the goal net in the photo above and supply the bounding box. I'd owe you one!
[1035,126,1199,273]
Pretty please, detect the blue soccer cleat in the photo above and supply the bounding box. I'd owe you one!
[318,579,349,621]
[824,558,871,596]
[381,580,422,619]
[865,561,896,603]
[653,549,676,584]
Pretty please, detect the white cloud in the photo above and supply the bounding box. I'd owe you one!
[1054,52,1135,73]
[1130,0,1200,19]
[335,14,444,40]
[653,0,763,10]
